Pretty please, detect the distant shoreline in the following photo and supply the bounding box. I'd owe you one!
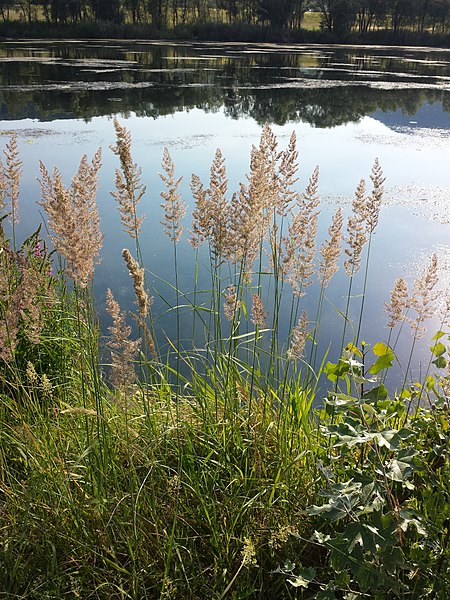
[1,21,449,49]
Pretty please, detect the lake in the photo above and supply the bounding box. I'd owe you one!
[2,39,450,386]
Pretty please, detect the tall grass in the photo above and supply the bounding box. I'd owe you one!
[0,125,449,599]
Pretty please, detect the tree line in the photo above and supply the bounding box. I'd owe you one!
[7,0,450,38]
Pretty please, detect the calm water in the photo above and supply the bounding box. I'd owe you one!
[2,39,450,384]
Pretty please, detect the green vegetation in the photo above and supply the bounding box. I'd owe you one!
[0,1,449,45]
[0,123,449,599]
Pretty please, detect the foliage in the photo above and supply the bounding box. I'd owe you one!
[0,127,449,599]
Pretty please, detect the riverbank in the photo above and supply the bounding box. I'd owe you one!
[1,122,449,598]
[1,20,450,48]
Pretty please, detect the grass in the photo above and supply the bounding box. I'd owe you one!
[0,124,449,599]
[301,11,321,31]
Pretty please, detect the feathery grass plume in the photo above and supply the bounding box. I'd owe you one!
[131,312,157,361]
[207,148,230,259]
[106,288,140,392]
[160,147,186,243]
[276,131,300,217]
[16,261,53,346]
[223,284,240,322]
[122,248,149,318]
[385,277,409,329]
[366,158,385,234]
[287,310,309,361]
[0,158,7,217]
[408,253,439,339]
[282,167,320,296]
[0,248,19,362]
[229,125,279,268]
[111,118,145,239]
[318,207,343,288]
[344,178,369,276]
[3,134,22,225]
[39,149,103,288]
[190,149,230,258]
[251,293,268,329]
[189,173,210,249]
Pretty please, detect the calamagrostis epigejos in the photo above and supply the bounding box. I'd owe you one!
[39,149,103,288]
[366,158,384,234]
[0,248,55,361]
[251,293,268,329]
[287,310,309,361]
[190,149,230,258]
[277,131,300,217]
[0,248,19,361]
[344,178,368,276]
[408,253,439,339]
[0,135,22,225]
[111,118,145,239]
[122,248,149,318]
[318,207,343,289]
[160,148,186,243]
[228,125,279,269]
[385,277,409,329]
[106,288,140,392]
[223,285,241,322]
[282,167,320,296]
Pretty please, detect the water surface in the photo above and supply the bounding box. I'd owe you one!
[2,40,450,386]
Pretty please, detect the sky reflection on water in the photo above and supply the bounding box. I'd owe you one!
[2,40,450,390]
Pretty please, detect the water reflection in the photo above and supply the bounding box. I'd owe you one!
[1,40,450,390]
[0,40,449,128]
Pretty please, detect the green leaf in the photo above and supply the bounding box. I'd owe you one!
[399,510,428,536]
[346,342,362,358]
[316,588,338,600]
[373,342,391,357]
[383,448,417,487]
[324,360,350,382]
[432,330,446,340]
[430,342,446,357]
[287,566,316,589]
[432,356,447,369]
[363,385,388,402]
[369,345,395,375]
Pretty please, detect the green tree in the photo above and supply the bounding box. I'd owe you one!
[318,0,358,34]
[256,0,302,27]
[355,0,388,32]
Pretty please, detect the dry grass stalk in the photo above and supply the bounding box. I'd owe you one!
[282,167,320,296]
[229,125,280,269]
[39,149,103,288]
[122,248,149,318]
[190,149,230,258]
[131,312,157,361]
[106,288,140,392]
[111,118,145,239]
[344,178,368,276]
[366,158,384,234]
[3,134,22,225]
[318,207,343,288]
[251,293,268,329]
[189,174,210,249]
[16,261,52,346]
[0,158,8,218]
[385,277,409,329]
[277,131,300,217]
[287,310,309,361]
[160,148,185,243]
[223,285,241,322]
[408,254,439,339]
[0,246,55,361]
[0,248,19,361]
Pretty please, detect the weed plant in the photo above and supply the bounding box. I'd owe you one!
[0,126,449,599]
